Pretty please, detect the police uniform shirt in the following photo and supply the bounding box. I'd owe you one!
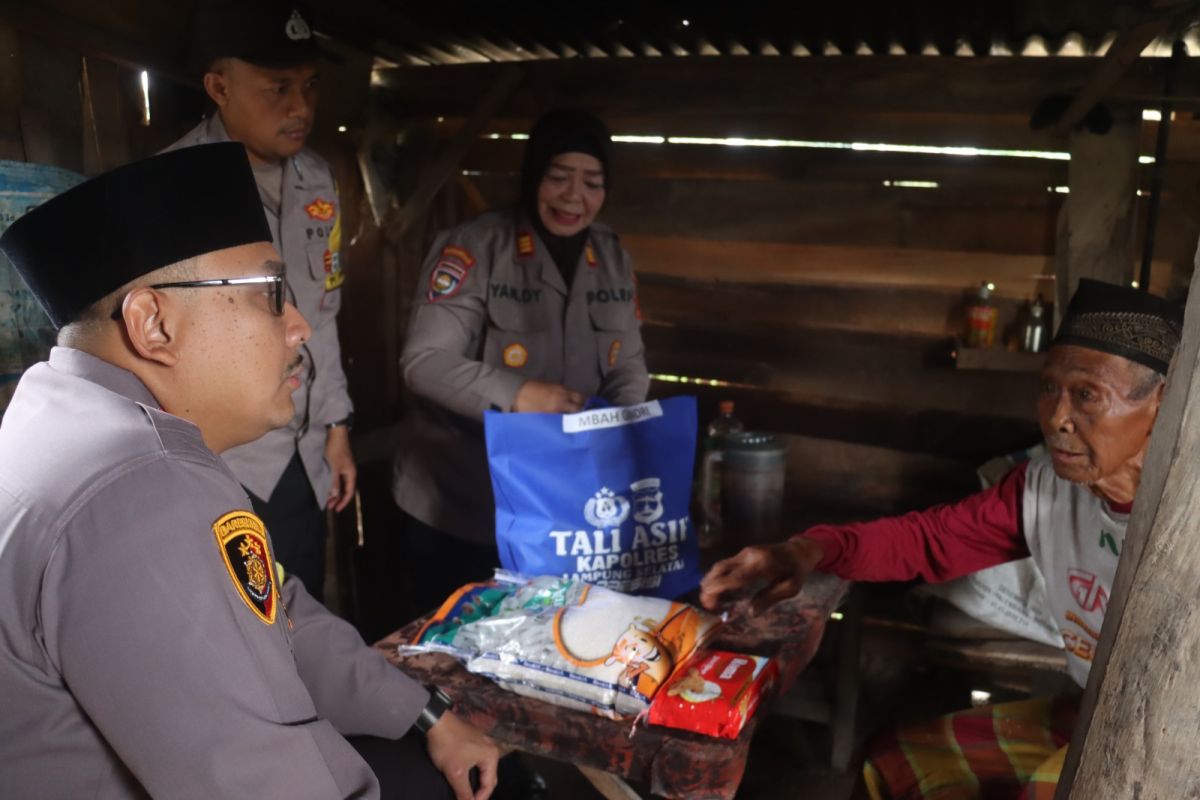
[166,115,353,503]
[393,209,651,543]
[0,348,425,799]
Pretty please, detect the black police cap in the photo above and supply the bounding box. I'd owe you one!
[0,143,271,328]
[196,2,323,69]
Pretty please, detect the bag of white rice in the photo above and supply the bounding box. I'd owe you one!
[401,571,721,719]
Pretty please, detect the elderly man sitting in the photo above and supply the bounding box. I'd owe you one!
[700,278,1182,800]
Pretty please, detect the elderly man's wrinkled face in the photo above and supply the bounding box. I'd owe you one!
[1037,345,1163,486]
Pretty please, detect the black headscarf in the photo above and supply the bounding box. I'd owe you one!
[519,109,613,287]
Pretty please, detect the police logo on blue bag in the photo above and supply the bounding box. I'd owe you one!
[630,478,663,524]
[584,487,630,528]
[549,477,691,592]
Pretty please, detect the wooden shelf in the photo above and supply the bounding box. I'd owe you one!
[953,343,1045,373]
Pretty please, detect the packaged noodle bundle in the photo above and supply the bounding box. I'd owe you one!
[402,571,720,719]
[646,650,778,739]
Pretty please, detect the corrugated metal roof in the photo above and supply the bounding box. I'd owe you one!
[311,0,1200,66]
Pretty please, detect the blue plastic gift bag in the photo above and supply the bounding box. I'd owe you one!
[484,396,699,598]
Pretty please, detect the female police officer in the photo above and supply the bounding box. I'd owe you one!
[392,109,650,617]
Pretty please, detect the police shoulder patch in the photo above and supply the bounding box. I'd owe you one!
[585,243,599,268]
[428,244,475,302]
[212,511,278,625]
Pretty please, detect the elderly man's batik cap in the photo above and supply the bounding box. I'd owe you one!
[1055,278,1184,375]
[0,142,271,328]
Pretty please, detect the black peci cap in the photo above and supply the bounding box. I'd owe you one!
[1055,278,1184,375]
[196,2,325,70]
[0,143,272,328]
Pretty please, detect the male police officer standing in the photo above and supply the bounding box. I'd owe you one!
[0,144,497,800]
[167,2,353,600]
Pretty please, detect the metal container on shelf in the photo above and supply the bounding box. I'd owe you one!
[1020,296,1050,353]
[701,431,787,547]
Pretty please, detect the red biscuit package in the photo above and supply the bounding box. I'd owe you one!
[647,649,778,739]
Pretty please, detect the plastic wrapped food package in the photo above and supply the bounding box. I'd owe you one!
[646,650,778,739]
[401,571,721,719]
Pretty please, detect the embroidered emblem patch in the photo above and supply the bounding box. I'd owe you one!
[503,343,528,368]
[608,339,621,367]
[325,270,346,291]
[517,233,535,259]
[442,244,476,268]
[428,261,467,302]
[213,511,277,625]
[285,9,312,40]
[585,243,598,268]
[304,197,335,221]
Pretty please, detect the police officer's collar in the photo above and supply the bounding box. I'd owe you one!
[49,347,160,409]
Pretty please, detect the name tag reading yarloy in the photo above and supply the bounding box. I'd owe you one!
[562,401,663,433]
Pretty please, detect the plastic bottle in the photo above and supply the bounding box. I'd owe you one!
[699,401,744,548]
[965,281,998,348]
[705,401,744,450]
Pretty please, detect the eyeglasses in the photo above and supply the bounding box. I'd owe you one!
[149,275,288,316]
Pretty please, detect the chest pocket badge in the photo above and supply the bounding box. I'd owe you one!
[503,343,529,368]
[213,511,278,625]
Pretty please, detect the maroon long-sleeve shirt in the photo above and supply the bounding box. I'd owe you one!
[801,463,1033,583]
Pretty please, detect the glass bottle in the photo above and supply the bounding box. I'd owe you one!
[965,281,998,348]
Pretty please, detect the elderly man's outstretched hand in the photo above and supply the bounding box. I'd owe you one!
[699,538,825,616]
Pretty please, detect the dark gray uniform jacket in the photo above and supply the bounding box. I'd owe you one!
[167,116,353,502]
[0,348,425,799]
[393,209,650,542]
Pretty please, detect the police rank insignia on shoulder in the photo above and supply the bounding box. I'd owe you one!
[212,511,277,625]
[516,232,535,259]
[428,244,475,302]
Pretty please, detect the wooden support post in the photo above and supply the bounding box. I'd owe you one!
[1055,266,1200,796]
[385,65,522,242]
[1055,112,1140,325]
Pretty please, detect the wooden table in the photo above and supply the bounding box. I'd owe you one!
[375,573,847,800]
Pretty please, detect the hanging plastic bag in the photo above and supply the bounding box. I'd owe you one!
[484,396,700,598]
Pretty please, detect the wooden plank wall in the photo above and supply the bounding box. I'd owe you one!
[370,60,1200,522]
[7,24,1200,526]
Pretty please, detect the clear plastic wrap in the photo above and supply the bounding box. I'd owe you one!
[401,571,721,719]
